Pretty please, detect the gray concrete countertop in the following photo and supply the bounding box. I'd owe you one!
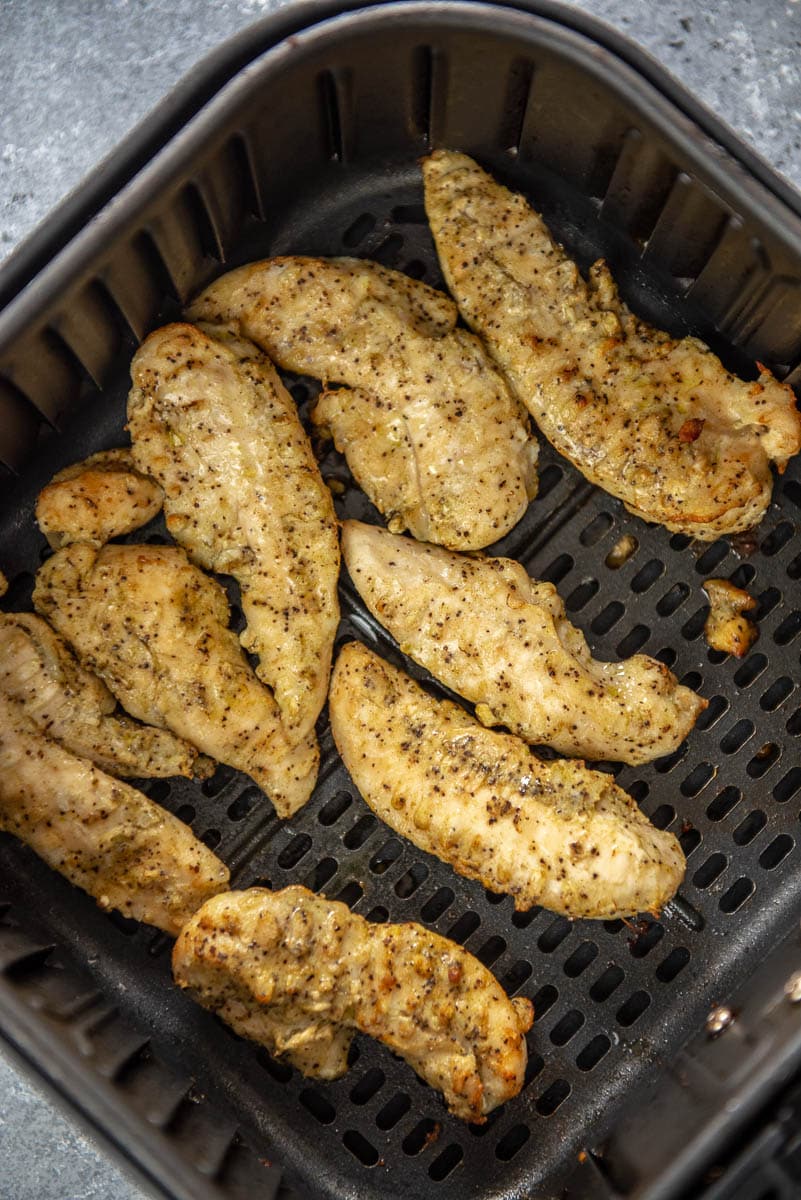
[0,1,799,1197]
[2,0,801,264]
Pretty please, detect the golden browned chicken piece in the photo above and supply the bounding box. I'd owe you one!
[330,643,685,919]
[0,691,229,935]
[703,578,758,656]
[187,257,538,551]
[173,886,532,1122]
[342,520,705,765]
[33,543,318,817]
[0,570,7,597]
[128,324,340,742]
[0,611,203,779]
[423,150,801,539]
[35,448,163,548]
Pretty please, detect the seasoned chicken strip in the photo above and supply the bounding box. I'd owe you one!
[423,150,801,538]
[128,324,340,742]
[0,691,229,935]
[342,520,705,765]
[173,886,532,1122]
[0,612,203,779]
[33,543,318,817]
[35,448,163,548]
[330,643,685,919]
[188,256,538,550]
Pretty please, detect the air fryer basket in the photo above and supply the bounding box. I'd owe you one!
[3,4,801,1199]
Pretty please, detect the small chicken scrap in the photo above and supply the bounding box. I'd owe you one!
[187,256,538,551]
[35,448,163,548]
[173,886,533,1122]
[0,611,203,778]
[422,150,801,539]
[0,691,228,935]
[33,543,318,816]
[605,534,639,570]
[128,324,340,742]
[703,578,759,657]
[330,643,685,919]
[342,520,705,765]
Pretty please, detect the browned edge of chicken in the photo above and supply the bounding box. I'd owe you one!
[422,148,801,539]
[0,610,205,779]
[32,540,319,818]
[703,578,759,657]
[0,690,229,935]
[173,885,532,1122]
[128,323,340,744]
[341,518,706,766]
[35,447,163,548]
[329,641,686,920]
[186,256,539,551]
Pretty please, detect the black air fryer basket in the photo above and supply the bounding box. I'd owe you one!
[3,4,801,1199]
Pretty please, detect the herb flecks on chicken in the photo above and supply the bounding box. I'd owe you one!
[35,448,163,549]
[423,150,801,539]
[173,885,532,1122]
[33,542,318,817]
[343,520,705,765]
[330,642,685,920]
[128,324,340,743]
[0,611,204,779]
[0,691,228,935]
[187,256,538,551]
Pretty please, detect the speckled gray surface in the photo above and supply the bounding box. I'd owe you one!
[0,0,799,1196]
[1,0,801,263]
[0,1051,148,1200]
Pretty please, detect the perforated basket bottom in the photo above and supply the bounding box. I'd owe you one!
[2,166,801,1200]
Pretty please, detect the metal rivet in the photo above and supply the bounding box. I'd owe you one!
[706,1005,735,1037]
[784,971,801,1003]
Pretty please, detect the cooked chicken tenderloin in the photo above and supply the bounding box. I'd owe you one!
[173,886,532,1122]
[33,543,318,817]
[330,643,685,919]
[0,691,228,935]
[35,448,163,548]
[423,150,801,539]
[187,256,538,550]
[342,520,705,765]
[128,323,340,743]
[0,612,203,779]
